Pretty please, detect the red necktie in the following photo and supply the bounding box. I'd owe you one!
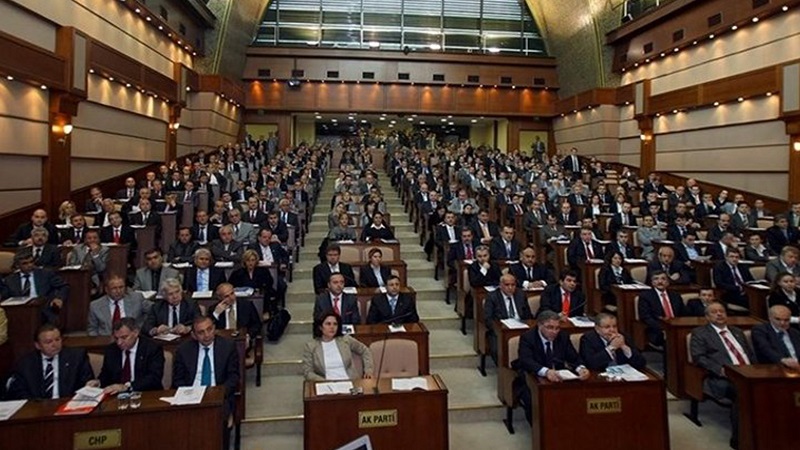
[660,291,674,319]
[585,243,593,260]
[113,229,120,244]
[333,296,341,315]
[720,330,748,365]
[561,292,571,315]
[465,244,473,259]
[112,300,121,323]
[121,350,131,383]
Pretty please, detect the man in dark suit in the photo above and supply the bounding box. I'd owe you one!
[537,270,586,318]
[313,273,360,324]
[765,215,799,254]
[7,208,60,247]
[209,225,244,265]
[366,276,419,324]
[6,324,93,400]
[173,316,240,449]
[517,310,590,423]
[484,274,534,363]
[92,318,164,394]
[560,148,583,179]
[508,246,552,289]
[556,202,579,226]
[579,313,646,372]
[637,270,688,349]
[277,199,300,228]
[183,248,226,292]
[603,230,635,260]
[312,244,357,294]
[706,213,732,242]
[60,214,89,245]
[489,226,521,261]
[646,246,691,285]
[690,302,756,449]
[242,197,268,227]
[712,248,754,309]
[567,227,604,270]
[145,278,201,336]
[29,228,62,269]
[168,227,200,264]
[752,305,800,369]
[99,212,136,247]
[264,212,290,244]
[128,198,161,230]
[132,248,181,291]
[85,186,105,214]
[1,249,68,324]
[209,283,262,340]
[607,203,636,237]
[471,211,500,246]
[192,210,219,245]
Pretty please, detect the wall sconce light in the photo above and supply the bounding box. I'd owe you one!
[52,123,73,145]
[793,141,800,152]
[169,122,180,133]
[640,133,653,142]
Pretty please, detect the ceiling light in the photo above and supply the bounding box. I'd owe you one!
[134,8,140,13]
[709,34,715,39]
[158,25,163,30]
[388,124,394,128]
[5,75,13,81]
[429,43,441,51]
[89,69,95,74]
[448,122,454,125]
[673,109,678,114]
[738,97,744,102]
[108,77,114,81]
[783,6,790,12]
[368,41,380,48]
[673,48,679,52]
[361,119,368,123]
[125,83,131,88]
[40,85,47,90]
[146,16,151,22]
[420,121,425,125]
[186,86,191,91]
[713,102,720,106]
[731,25,738,31]
[752,17,759,23]
[660,53,665,57]
[440,118,447,122]
[407,118,413,121]
[645,59,650,63]
[766,92,773,96]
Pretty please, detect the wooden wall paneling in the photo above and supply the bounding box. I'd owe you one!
[89,41,141,83]
[0,30,67,90]
[316,83,351,111]
[282,83,316,110]
[648,86,700,114]
[55,27,88,97]
[419,85,456,114]
[143,67,178,102]
[349,83,384,112]
[397,61,434,84]
[385,85,419,112]
[455,87,487,114]
[701,67,779,104]
[616,84,636,105]
[487,88,521,114]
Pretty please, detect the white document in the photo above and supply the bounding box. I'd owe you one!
[605,364,649,382]
[191,291,213,299]
[342,287,358,294]
[0,400,27,421]
[234,287,255,297]
[137,290,157,300]
[391,377,429,391]
[342,324,355,335]
[315,381,354,396]
[172,262,192,269]
[501,318,530,329]
[0,297,31,306]
[556,370,579,381]
[623,258,648,264]
[617,284,648,290]
[61,265,84,271]
[378,286,387,293]
[154,333,181,342]
[336,240,355,244]
[567,317,595,328]
[161,386,206,405]
[484,285,498,292]
[388,324,405,333]
[215,261,234,268]
[75,386,105,401]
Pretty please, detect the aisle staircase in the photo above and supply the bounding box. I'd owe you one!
[240,170,533,449]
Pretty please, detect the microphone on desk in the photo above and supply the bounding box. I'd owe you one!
[379,310,414,327]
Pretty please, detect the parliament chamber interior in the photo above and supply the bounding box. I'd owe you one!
[2,0,800,449]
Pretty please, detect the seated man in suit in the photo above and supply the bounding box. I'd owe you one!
[467,245,502,288]
[765,245,800,282]
[210,283,262,343]
[471,210,500,246]
[637,270,688,350]
[766,215,799,254]
[28,228,61,269]
[607,202,636,237]
[1,249,68,324]
[312,244,357,295]
[713,247,754,310]
[87,317,164,395]
[209,225,245,265]
[646,246,691,285]
[579,313,646,371]
[88,276,149,336]
[6,323,93,400]
[192,210,219,245]
[242,196,268,227]
[132,248,181,291]
[145,278,200,337]
[277,198,300,228]
[7,208,60,247]
[100,211,137,261]
[366,275,419,324]
[128,198,161,236]
[489,226,521,262]
[690,302,756,449]
[60,213,89,245]
[752,305,800,370]
[359,247,392,288]
[742,233,774,263]
[708,231,738,261]
[567,227,604,271]
[313,273,361,325]
[168,227,200,264]
[183,248,226,293]
[484,274,534,364]
[173,316,239,449]
[686,288,718,317]
[517,310,590,423]
[537,270,586,319]
[264,212,290,244]
[508,246,552,290]
[227,209,256,246]
[603,229,635,260]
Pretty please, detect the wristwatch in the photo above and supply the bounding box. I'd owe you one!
[124,381,132,391]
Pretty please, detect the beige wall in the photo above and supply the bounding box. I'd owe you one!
[246,124,278,141]
[553,105,623,161]
[470,123,494,148]
[294,119,316,146]
[183,92,242,151]
[496,120,509,152]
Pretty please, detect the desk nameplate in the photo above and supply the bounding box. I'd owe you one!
[586,397,622,414]
[358,409,398,428]
[73,429,122,449]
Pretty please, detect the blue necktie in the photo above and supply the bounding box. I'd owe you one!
[201,347,212,386]
[198,270,208,291]
[389,296,397,314]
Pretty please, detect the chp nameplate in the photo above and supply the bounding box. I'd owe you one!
[358,409,398,428]
[586,397,622,414]
[73,429,122,449]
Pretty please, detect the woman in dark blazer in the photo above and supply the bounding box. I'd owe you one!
[768,271,800,326]
[228,249,275,313]
[360,211,395,242]
[598,251,634,307]
[359,248,393,288]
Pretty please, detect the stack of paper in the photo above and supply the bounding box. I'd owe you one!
[154,333,181,342]
[0,297,31,306]
[605,364,649,381]
[388,324,405,333]
[568,317,595,328]
[391,377,428,391]
[0,400,27,421]
[501,319,530,329]
[172,262,191,269]
[137,290,157,300]
[161,386,206,405]
[191,291,213,299]
[55,386,106,415]
[342,287,358,294]
[555,370,579,381]
[234,287,255,297]
[315,381,353,395]
[215,261,234,268]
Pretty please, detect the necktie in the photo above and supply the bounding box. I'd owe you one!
[171,305,179,328]
[660,291,674,319]
[113,300,121,324]
[333,296,341,315]
[200,227,206,242]
[251,211,256,221]
[563,214,569,223]
[234,224,239,235]
[732,267,744,288]
[228,306,237,330]
[121,350,131,384]
[527,267,533,280]
[576,196,583,205]
[34,248,41,261]
[22,274,31,297]
[75,229,82,242]
[720,330,748,365]
[184,192,190,202]
[506,296,517,319]
[465,244,473,260]
[515,204,522,215]
[585,243,593,260]
[151,270,159,291]
[506,242,512,258]
[482,223,490,239]
[545,341,554,366]
[561,292,571,315]
[44,357,54,398]
[778,331,798,359]
[389,296,397,314]
[113,228,120,244]
[282,212,288,223]
[622,214,627,226]
[201,347,212,386]
[143,213,148,222]
[198,270,208,291]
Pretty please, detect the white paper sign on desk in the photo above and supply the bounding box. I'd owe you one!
[342,287,358,294]
[191,291,213,299]
[161,386,206,405]
[501,318,530,329]
[154,333,181,342]
[568,317,595,328]
[391,377,428,391]
[556,370,579,381]
[0,400,27,421]
[315,381,353,396]
[388,324,405,333]
[0,297,31,306]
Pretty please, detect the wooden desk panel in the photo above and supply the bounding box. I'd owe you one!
[5,297,45,361]
[353,322,429,375]
[662,316,762,398]
[529,372,669,450]
[744,284,770,320]
[59,268,91,332]
[581,260,648,314]
[303,375,448,450]
[0,387,223,450]
[104,244,129,280]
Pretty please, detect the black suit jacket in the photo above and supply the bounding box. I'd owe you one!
[518,328,582,374]
[489,237,521,261]
[483,290,533,328]
[99,225,137,247]
[172,336,239,418]
[182,267,226,292]
[312,263,357,294]
[766,289,800,318]
[313,292,361,324]
[579,330,647,371]
[467,261,502,287]
[228,267,275,293]
[603,241,635,260]
[1,269,68,305]
[191,224,220,244]
[6,348,93,400]
[567,239,604,269]
[32,244,62,269]
[608,213,636,236]
[8,222,60,246]
[752,323,800,364]
[538,284,586,317]
[366,293,419,324]
[598,266,633,298]
[470,220,500,241]
[144,299,201,332]
[646,260,690,285]
[358,264,392,288]
[210,298,262,338]
[242,210,268,226]
[508,263,552,287]
[766,225,799,254]
[712,262,753,302]
[59,226,89,245]
[637,288,687,346]
[247,242,290,267]
[98,337,165,391]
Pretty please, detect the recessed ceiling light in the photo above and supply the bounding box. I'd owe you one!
[709,34,715,39]
[738,97,744,102]
[6,75,13,81]
[783,6,789,12]
[766,92,773,96]
[429,43,441,51]
[40,84,47,90]
[752,17,759,23]
[731,25,738,31]
[713,102,720,106]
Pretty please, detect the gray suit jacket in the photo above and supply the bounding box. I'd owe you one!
[132,266,181,291]
[690,324,756,377]
[765,258,800,283]
[67,244,109,285]
[87,292,150,336]
[231,222,257,245]
[302,336,373,381]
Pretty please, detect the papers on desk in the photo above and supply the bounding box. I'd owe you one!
[191,291,213,299]
[623,258,648,264]
[172,262,191,269]
[0,297,31,306]
[615,284,649,290]
[235,287,255,297]
[0,400,26,421]
[747,283,770,290]
[342,287,358,294]
[154,333,181,342]
[587,259,604,264]
[567,316,595,328]
[391,377,429,391]
[130,225,146,229]
[504,260,519,265]
[388,324,405,333]
[555,370,579,381]
[695,240,713,245]
[448,240,458,244]
[484,285,499,292]
[315,381,353,396]
[55,387,106,415]
[336,240,355,244]
[215,261,234,268]
[501,318,530,329]
[161,386,206,405]
[603,364,649,382]
[342,325,355,335]
[462,259,474,265]
[378,286,387,293]
[61,264,84,271]
[137,290,157,300]
[379,239,399,244]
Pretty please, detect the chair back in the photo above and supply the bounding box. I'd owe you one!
[750,265,766,281]
[527,294,542,315]
[162,350,174,389]
[0,251,15,275]
[89,353,104,378]
[508,336,521,368]
[631,266,647,284]
[370,339,419,377]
